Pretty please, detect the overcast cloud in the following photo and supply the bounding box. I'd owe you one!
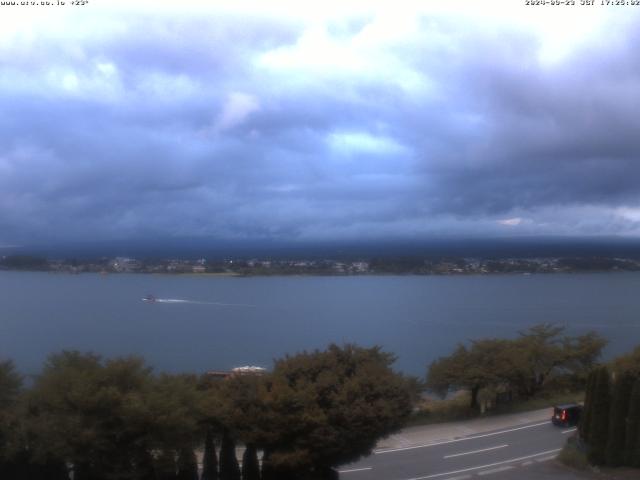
[1,1,640,246]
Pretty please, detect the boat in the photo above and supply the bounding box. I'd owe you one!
[142,294,157,303]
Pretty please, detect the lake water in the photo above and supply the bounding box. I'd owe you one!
[2,271,639,377]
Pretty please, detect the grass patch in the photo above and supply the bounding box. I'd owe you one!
[407,390,584,427]
[407,391,476,426]
[490,390,585,416]
[557,442,589,470]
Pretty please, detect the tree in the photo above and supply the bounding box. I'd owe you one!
[624,379,640,467]
[427,324,606,408]
[201,428,219,480]
[219,429,241,480]
[427,345,471,401]
[605,373,635,466]
[156,449,178,480]
[176,447,198,480]
[147,373,204,450]
[0,360,23,476]
[25,351,204,480]
[612,346,640,377]
[0,451,67,480]
[242,444,260,480]
[214,375,265,448]
[516,323,565,391]
[31,455,70,480]
[260,450,277,480]
[255,344,415,478]
[578,346,640,468]
[26,352,158,479]
[587,367,611,465]
[560,331,607,384]
[427,340,515,409]
[579,370,596,443]
[134,449,157,480]
[0,360,21,409]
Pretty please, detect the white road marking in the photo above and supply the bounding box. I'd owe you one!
[443,444,508,459]
[521,461,533,466]
[375,421,550,454]
[442,476,471,480]
[338,467,372,474]
[404,448,562,480]
[478,465,514,475]
[562,428,577,434]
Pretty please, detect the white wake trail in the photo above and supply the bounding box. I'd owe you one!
[153,298,256,307]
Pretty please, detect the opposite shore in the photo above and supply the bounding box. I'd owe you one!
[2,254,640,276]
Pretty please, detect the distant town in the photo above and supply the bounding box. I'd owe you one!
[2,254,640,276]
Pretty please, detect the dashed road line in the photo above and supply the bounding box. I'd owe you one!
[338,467,372,474]
[478,465,514,475]
[404,448,562,480]
[561,428,577,434]
[376,422,549,455]
[443,444,508,459]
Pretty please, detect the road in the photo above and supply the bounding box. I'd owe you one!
[338,413,576,480]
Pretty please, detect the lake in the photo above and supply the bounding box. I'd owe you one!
[1,271,639,377]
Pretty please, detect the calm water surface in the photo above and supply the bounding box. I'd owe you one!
[2,272,639,376]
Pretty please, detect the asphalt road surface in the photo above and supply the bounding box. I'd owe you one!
[338,419,576,480]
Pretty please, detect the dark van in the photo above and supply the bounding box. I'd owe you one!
[551,404,582,427]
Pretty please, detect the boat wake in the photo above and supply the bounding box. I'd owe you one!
[145,297,256,307]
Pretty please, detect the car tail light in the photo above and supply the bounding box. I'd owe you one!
[561,410,567,422]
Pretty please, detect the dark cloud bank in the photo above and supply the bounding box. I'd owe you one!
[2,9,640,253]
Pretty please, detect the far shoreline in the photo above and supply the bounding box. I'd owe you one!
[2,269,640,278]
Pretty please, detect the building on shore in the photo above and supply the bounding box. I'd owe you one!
[205,365,267,380]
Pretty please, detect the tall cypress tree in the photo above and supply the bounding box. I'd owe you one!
[72,462,93,480]
[241,444,260,480]
[605,373,634,466]
[202,428,219,480]
[156,449,178,480]
[587,366,611,465]
[259,451,296,480]
[41,456,71,480]
[624,379,640,467]
[176,447,198,480]
[260,450,276,480]
[579,370,596,443]
[317,466,339,480]
[134,449,156,480]
[219,430,241,480]
[6,453,69,480]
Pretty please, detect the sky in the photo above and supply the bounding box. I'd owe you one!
[2,0,640,249]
